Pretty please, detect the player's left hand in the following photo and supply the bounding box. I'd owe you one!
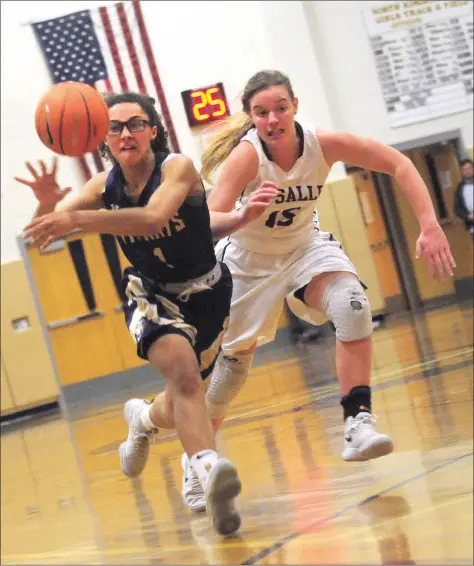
[415,223,456,280]
[23,211,77,250]
[240,183,279,223]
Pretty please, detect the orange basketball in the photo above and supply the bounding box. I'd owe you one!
[35,82,109,157]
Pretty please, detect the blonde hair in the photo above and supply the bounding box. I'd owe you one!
[200,70,295,183]
[200,112,253,183]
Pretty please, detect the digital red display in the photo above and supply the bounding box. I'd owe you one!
[181,83,230,128]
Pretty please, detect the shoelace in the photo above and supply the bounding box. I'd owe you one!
[348,412,378,432]
[186,471,204,496]
[131,429,157,457]
[182,457,204,502]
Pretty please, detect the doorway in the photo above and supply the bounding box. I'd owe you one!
[347,168,407,314]
[348,133,473,314]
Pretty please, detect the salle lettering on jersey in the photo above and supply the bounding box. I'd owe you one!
[274,185,323,204]
[117,214,185,244]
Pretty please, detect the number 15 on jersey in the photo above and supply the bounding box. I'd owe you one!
[265,207,302,228]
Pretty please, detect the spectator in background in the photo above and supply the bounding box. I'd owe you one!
[454,158,474,238]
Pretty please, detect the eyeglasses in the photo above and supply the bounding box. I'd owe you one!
[107,117,151,135]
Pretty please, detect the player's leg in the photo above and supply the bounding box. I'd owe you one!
[296,269,393,461]
[121,333,241,534]
[119,331,213,476]
[181,246,290,511]
[180,342,257,512]
[204,244,289,425]
[149,333,215,454]
[119,267,241,535]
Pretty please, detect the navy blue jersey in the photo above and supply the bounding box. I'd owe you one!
[102,152,217,284]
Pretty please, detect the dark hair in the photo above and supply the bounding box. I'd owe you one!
[241,70,295,112]
[100,92,170,161]
[460,158,473,167]
[201,70,295,181]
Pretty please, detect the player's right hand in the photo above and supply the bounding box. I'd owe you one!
[241,181,279,223]
[14,157,72,206]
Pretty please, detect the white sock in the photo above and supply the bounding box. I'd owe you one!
[190,449,218,490]
[140,403,157,431]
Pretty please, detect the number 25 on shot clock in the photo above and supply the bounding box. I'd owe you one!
[181,82,230,128]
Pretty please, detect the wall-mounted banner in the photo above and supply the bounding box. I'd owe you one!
[362,1,473,128]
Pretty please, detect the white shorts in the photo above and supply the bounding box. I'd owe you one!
[215,231,359,353]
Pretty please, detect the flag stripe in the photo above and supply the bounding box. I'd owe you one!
[132,0,180,152]
[91,9,121,94]
[32,1,181,180]
[78,156,93,182]
[108,5,138,93]
[84,85,109,178]
[99,6,129,92]
[116,3,147,94]
[126,5,162,116]
[82,9,119,180]
[92,147,105,172]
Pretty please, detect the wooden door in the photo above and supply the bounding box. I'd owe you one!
[391,148,456,304]
[1,355,15,414]
[27,233,130,386]
[349,170,406,313]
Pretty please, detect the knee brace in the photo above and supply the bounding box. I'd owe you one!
[205,352,254,419]
[322,276,372,342]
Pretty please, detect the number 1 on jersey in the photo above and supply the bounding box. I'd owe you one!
[153,247,175,268]
[265,207,302,228]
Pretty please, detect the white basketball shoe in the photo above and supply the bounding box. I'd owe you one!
[119,398,157,477]
[342,412,394,462]
[181,453,206,512]
[205,458,242,536]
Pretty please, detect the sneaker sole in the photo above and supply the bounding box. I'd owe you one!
[119,441,145,478]
[343,437,394,462]
[206,460,242,535]
[183,496,206,513]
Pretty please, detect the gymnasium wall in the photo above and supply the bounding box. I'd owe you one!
[2,0,472,264]
[0,1,472,413]
[304,1,474,145]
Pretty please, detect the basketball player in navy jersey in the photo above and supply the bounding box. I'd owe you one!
[171,70,455,511]
[16,92,278,535]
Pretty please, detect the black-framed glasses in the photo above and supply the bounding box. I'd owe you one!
[108,117,151,135]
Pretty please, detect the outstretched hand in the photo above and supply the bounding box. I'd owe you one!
[415,223,456,280]
[23,211,77,250]
[240,181,279,224]
[14,157,72,206]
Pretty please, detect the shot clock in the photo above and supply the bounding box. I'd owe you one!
[181,82,230,128]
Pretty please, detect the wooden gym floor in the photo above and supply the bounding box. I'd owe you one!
[1,302,473,565]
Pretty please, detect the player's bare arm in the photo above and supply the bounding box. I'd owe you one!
[318,129,455,279]
[23,155,194,249]
[14,157,107,220]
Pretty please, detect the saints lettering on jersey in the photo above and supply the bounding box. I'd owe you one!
[116,214,185,269]
[103,152,217,281]
[117,214,185,245]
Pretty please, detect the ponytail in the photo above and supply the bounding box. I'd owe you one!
[200,112,253,183]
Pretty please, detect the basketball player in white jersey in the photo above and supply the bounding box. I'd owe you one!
[178,69,456,511]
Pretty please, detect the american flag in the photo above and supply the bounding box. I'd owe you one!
[31,0,180,181]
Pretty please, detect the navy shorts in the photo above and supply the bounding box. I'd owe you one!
[122,262,232,380]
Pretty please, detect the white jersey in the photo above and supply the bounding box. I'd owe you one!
[228,123,331,255]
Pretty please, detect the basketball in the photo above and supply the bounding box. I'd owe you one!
[35,82,109,157]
